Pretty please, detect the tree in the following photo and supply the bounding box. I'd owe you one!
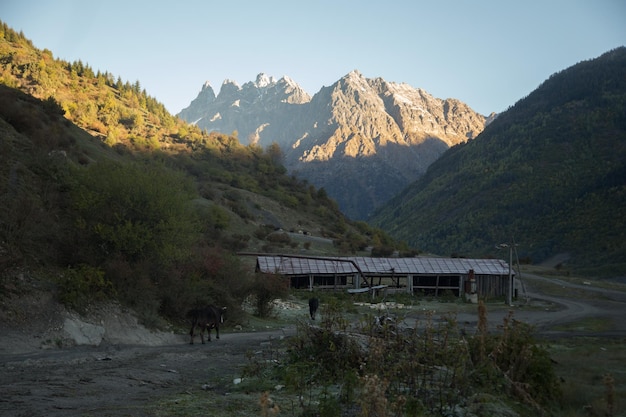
[266,142,284,166]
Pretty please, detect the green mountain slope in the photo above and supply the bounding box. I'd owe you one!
[0,22,397,322]
[371,47,626,276]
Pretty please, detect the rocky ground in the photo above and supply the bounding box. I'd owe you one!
[1,270,625,416]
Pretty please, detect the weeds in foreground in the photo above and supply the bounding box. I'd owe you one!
[604,373,615,417]
[244,300,563,416]
[259,391,280,417]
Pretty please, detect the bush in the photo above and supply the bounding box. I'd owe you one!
[266,232,291,246]
[254,224,274,240]
[249,273,289,317]
[43,95,64,116]
[371,245,395,257]
[56,264,114,312]
[468,308,562,412]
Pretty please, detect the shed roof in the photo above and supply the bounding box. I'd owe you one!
[256,256,511,276]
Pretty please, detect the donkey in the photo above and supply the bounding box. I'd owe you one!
[187,305,226,344]
[308,297,319,320]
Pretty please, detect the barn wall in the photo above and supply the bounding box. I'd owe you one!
[290,275,350,289]
[411,275,462,296]
[475,274,509,298]
[288,272,511,299]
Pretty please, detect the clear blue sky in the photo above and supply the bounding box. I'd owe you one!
[3,0,625,116]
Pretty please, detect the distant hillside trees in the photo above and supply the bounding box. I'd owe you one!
[371,47,626,275]
[0,19,184,146]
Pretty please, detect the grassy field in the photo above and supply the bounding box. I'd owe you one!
[549,338,626,417]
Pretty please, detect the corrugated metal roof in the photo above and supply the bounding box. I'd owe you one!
[256,256,511,276]
[257,256,357,275]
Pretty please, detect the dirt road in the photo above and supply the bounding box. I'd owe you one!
[0,328,295,417]
[447,272,626,338]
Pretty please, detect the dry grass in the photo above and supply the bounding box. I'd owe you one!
[550,338,626,417]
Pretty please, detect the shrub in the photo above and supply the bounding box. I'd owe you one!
[468,310,563,411]
[254,224,274,240]
[249,273,289,318]
[56,264,114,312]
[371,245,395,257]
[206,204,230,230]
[267,232,291,245]
[43,95,64,116]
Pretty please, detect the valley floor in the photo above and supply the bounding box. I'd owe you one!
[1,268,625,416]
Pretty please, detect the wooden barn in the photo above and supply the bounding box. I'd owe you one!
[255,255,514,299]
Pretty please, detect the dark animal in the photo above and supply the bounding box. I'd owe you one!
[187,305,226,344]
[308,297,319,320]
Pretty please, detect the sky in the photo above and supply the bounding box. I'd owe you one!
[2,0,625,116]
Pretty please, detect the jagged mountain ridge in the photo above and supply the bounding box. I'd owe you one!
[178,74,312,145]
[179,70,487,219]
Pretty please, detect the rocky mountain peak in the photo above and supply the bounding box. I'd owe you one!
[251,73,276,88]
[177,81,216,123]
[280,75,297,87]
[336,70,370,95]
[345,69,365,80]
[219,79,241,96]
[201,80,214,93]
[178,71,488,219]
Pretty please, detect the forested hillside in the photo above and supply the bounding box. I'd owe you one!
[371,47,626,277]
[0,22,398,323]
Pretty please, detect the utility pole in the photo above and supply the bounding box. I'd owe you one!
[507,244,513,305]
[496,243,514,306]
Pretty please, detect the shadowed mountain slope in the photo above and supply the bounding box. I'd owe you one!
[370,47,626,276]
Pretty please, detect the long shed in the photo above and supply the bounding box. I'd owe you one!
[255,255,513,299]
